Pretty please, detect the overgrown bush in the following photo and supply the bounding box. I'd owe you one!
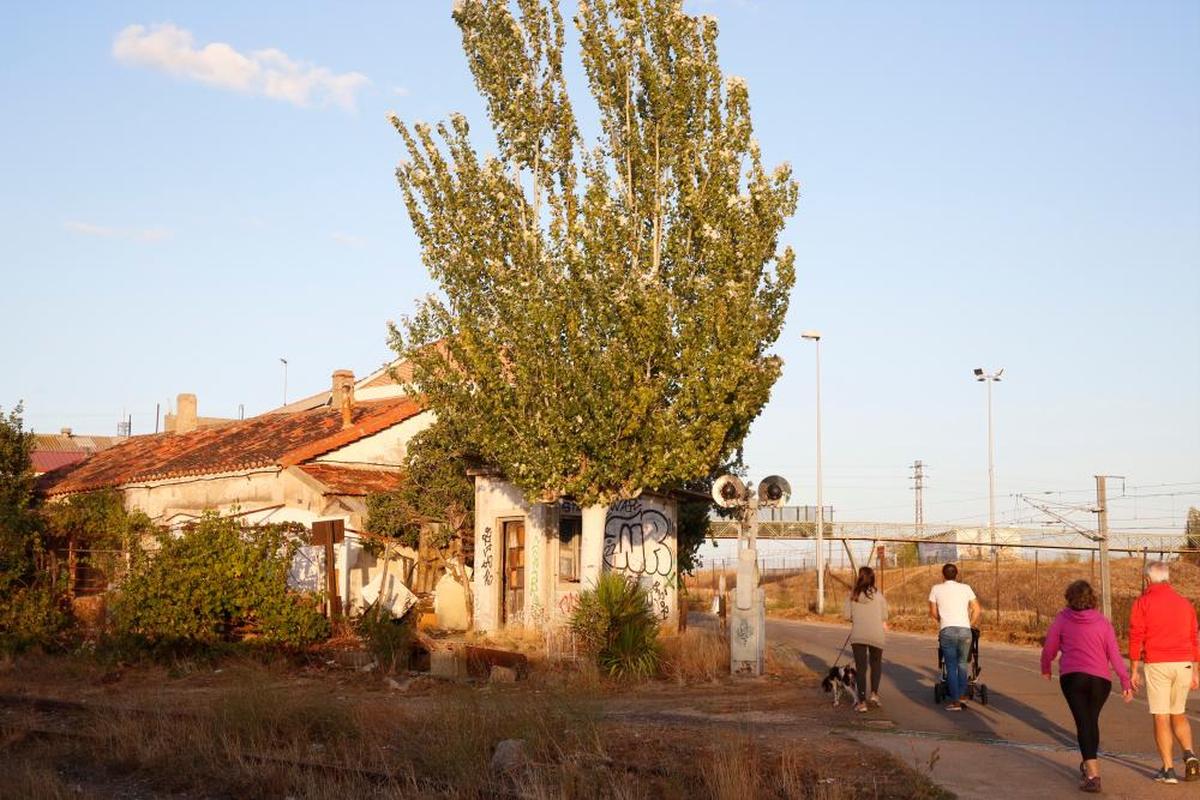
[0,581,72,654]
[569,572,660,680]
[110,513,329,653]
[358,604,416,672]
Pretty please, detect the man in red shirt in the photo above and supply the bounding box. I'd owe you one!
[1129,561,1200,784]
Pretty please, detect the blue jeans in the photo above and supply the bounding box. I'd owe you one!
[939,626,972,702]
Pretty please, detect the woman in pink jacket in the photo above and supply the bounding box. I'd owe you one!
[1041,580,1133,794]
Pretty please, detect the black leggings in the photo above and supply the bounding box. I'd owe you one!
[851,643,882,699]
[1060,672,1112,760]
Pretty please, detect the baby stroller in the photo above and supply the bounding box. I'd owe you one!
[933,627,989,705]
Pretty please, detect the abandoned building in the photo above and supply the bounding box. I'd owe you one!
[38,369,435,617]
[470,471,681,632]
[39,361,687,635]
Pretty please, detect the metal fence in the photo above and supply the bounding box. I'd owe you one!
[688,547,1200,642]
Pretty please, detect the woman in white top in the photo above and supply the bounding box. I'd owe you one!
[845,566,888,713]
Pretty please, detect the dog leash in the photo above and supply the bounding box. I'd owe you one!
[831,630,852,668]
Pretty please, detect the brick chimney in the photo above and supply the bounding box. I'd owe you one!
[176,393,198,434]
[332,370,355,429]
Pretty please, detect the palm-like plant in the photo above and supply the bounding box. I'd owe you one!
[570,572,661,680]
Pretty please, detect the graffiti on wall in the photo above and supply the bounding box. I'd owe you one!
[528,527,541,619]
[646,580,671,621]
[481,526,494,586]
[604,499,675,621]
[556,591,578,618]
[603,499,674,577]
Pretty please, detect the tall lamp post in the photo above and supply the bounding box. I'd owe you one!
[802,331,825,614]
[973,367,1003,623]
[280,357,289,406]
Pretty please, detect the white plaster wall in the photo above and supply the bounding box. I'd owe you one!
[603,494,679,628]
[315,410,434,466]
[122,469,289,522]
[471,475,528,632]
[116,470,411,614]
[470,478,680,632]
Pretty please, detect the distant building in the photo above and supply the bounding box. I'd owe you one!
[31,430,122,475]
[161,393,237,433]
[916,527,1023,563]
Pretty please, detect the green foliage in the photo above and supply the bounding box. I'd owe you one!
[366,419,476,550]
[0,403,39,592]
[570,572,661,679]
[42,489,155,589]
[389,0,797,506]
[0,403,68,653]
[42,489,154,551]
[357,605,416,673]
[895,543,920,568]
[673,456,744,579]
[0,581,72,654]
[675,496,711,580]
[111,513,329,652]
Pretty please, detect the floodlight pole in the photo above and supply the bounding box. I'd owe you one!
[280,357,289,406]
[1095,475,1112,619]
[987,377,998,623]
[803,331,825,614]
[975,368,1002,624]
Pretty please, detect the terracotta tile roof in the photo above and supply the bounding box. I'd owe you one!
[297,464,404,496]
[39,398,425,496]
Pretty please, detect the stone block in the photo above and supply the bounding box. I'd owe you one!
[429,649,465,680]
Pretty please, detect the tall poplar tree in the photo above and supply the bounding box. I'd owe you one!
[389,0,797,505]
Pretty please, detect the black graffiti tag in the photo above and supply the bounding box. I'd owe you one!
[481,526,494,586]
[603,502,674,578]
[647,580,671,621]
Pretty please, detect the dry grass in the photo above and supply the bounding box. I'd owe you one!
[701,733,761,799]
[0,649,955,800]
[660,628,728,683]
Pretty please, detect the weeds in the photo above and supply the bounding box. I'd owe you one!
[357,604,416,672]
[661,628,728,683]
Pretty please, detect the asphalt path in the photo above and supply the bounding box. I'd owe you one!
[771,618,1200,799]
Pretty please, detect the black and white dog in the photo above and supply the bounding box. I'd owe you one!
[821,665,860,707]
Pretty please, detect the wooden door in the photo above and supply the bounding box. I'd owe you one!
[502,520,525,623]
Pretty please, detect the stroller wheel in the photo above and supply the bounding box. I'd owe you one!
[979,685,989,706]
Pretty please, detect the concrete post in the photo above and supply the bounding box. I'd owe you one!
[730,503,766,675]
[581,504,608,588]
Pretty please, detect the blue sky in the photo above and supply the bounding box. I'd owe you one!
[2,1,1197,532]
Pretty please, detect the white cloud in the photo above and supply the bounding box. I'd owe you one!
[331,232,365,248]
[113,23,369,111]
[64,221,172,242]
[392,86,410,97]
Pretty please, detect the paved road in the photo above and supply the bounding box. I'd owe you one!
[771,618,1200,799]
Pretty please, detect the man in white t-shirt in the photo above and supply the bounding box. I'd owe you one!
[929,562,981,711]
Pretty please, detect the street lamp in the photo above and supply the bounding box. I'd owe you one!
[802,330,825,614]
[280,357,289,406]
[974,367,1003,622]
